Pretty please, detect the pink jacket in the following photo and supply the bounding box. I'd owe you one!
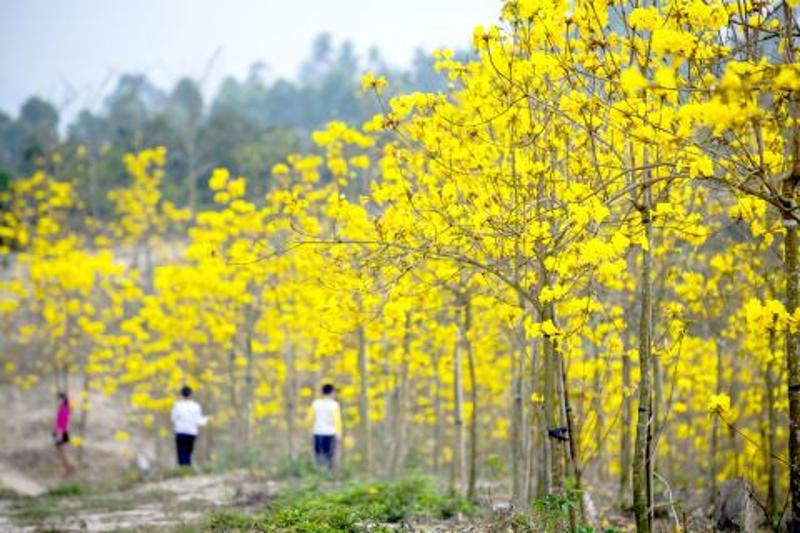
[55,404,70,433]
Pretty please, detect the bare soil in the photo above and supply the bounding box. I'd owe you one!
[0,469,279,532]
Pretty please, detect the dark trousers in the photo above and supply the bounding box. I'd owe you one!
[176,433,196,466]
[313,434,336,468]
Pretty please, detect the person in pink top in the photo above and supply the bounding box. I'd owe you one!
[53,392,76,476]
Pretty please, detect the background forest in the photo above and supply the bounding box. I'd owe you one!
[0,34,448,216]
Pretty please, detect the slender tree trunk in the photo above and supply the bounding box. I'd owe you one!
[766,325,778,519]
[527,337,541,502]
[76,371,91,463]
[452,308,467,493]
[464,299,479,501]
[509,293,530,504]
[243,328,254,451]
[226,347,239,454]
[284,341,296,460]
[650,353,662,518]
[88,154,99,218]
[593,346,607,483]
[782,3,800,527]
[633,203,654,533]
[390,313,411,478]
[433,350,443,472]
[511,335,527,503]
[542,301,561,494]
[357,324,372,471]
[542,339,556,496]
[559,351,584,524]
[708,338,723,506]
[555,346,582,529]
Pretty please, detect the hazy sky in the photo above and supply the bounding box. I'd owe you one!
[0,0,501,118]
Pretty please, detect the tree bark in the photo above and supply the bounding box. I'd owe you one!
[782,2,800,527]
[433,349,443,472]
[243,328,254,451]
[464,299,479,501]
[542,301,561,494]
[390,313,411,478]
[620,349,633,502]
[767,325,779,519]
[284,340,297,460]
[452,308,467,493]
[633,204,653,533]
[528,337,542,502]
[708,338,723,506]
[357,324,372,471]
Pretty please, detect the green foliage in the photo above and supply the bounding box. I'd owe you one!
[10,501,61,522]
[45,483,83,497]
[200,476,473,532]
[525,486,619,533]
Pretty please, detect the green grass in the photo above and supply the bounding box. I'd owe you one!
[10,501,65,522]
[45,482,84,497]
[198,475,474,532]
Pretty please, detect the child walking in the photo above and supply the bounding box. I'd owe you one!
[53,392,76,476]
[308,383,342,469]
[170,385,208,467]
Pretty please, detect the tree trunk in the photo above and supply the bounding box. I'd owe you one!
[452,308,467,493]
[76,371,91,463]
[554,350,580,529]
[542,301,561,494]
[464,299,479,501]
[284,340,296,460]
[767,325,779,519]
[560,350,584,524]
[708,338,722,506]
[593,346,607,483]
[243,329,254,451]
[433,349,443,472]
[527,340,547,501]
[390,313,411,478]
[633,204,653,533]
[782,3,800,527]
[357,324,372,471]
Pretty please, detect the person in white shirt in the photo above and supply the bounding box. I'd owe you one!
[171,385,208,467]
[307,383,342,469]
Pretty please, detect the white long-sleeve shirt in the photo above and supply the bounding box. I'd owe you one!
[310,398,342,436]
[171,399,208,436]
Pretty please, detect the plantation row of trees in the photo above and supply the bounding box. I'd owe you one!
[0,34,449,218]
[3,0,800,531]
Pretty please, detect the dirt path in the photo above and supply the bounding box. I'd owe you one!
[0,461,45,497]
[0,470,279,532]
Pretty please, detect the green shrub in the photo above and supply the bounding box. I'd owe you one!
[45,483,83,497]
[530,486,620,533]
[199,475,475,532]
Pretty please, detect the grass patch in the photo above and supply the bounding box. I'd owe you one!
[526,488,620,533]
[45,482,83,497]
[10,500,64,522]
[199,475,474,532]
[0,487,21,500]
